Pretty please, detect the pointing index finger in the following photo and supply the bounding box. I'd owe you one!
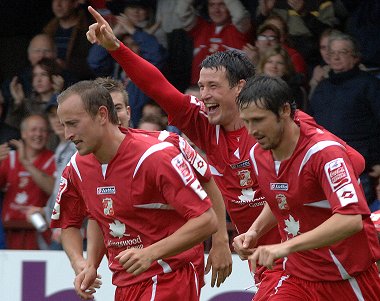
[88,6,105,24]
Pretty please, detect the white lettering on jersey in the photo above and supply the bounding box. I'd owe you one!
[324,158,351,192]
[336,183,358,207]
[271,183,289,191]
[190,179,207,200]
[51,176,68,220]
[97,186,116,195]
[171,154,195,185]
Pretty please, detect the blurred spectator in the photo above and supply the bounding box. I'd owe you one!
[176,0,252,86]
[88,1,167,127]
[256,0,338,68]
[0,91,21,249]
[308,28,334,97]
[0,115,55,250]
[308,32,380,206]
[263,14,307,78]
[1,33,57,115]
[6,58,64,130]
[309,28,368,98]
[138,114,166,131]
[243,23,280,66]
[43,0,93,80]
[257,45,306,109]
[25,97,76,250]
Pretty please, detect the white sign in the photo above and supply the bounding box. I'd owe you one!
[0,251,255,301]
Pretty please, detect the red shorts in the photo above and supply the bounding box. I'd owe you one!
[265,264,380,301]
[253,267,286,301]
[114,263,200,301]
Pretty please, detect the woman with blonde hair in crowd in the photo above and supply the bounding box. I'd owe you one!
[257,45,306,110]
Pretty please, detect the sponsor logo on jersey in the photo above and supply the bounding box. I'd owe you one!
[171,154,194,185]
[324,158,351,192]
[179,137,196,164]
[231,188,266,207]
[102,198,114,216]
[270,183,289,191]
[237,169,253,187]
[230,159,251,169]
[276,193,289,210]
[97,186,116,195]
[336,183,358,207]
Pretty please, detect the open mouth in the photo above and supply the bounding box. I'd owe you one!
[205,103,220,113]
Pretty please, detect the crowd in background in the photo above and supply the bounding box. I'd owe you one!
[0,0,379,251]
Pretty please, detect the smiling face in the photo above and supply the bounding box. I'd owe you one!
[198,67,242,130]
[57,93,103,156]
[21,115,49,151]
[239,101,285,151]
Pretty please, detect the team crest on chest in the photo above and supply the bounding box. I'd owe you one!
[237,169,253,187]
[276,193,289,210]
[102,198,114,216]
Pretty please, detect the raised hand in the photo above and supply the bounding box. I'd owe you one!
[9,76,25,106]
[0,143,11,161]
[86,6,120,51]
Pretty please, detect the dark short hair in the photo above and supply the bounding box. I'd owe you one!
[34,57,62,79]
[200,49,255,87]
[94,77,129,106]
[57,80,119,125]
[237,75,296,118]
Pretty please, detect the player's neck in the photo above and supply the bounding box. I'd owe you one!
[222,117,245,132]
[94,126,125,164]
[272,120,300,161]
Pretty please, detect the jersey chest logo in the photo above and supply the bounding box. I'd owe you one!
[237,169,253,187]
[102,198,114,216]
[276,193,289,210]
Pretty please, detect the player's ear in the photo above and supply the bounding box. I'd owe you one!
[280,102,291,118]
[98,105,109,124]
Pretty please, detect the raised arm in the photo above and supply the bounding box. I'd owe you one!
[86,6,186,116]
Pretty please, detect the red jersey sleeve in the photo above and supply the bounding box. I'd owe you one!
[312,146,370,216]
[164,133,211,183]
[133,146,212,221]
[50,167,88,229]
[109,43,187,116]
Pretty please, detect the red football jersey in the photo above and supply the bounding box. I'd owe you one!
[52,129,211,286]
[51,128,212,229]
[249,118,380,281]
[0,149,55,222]
[188,18,250,85]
